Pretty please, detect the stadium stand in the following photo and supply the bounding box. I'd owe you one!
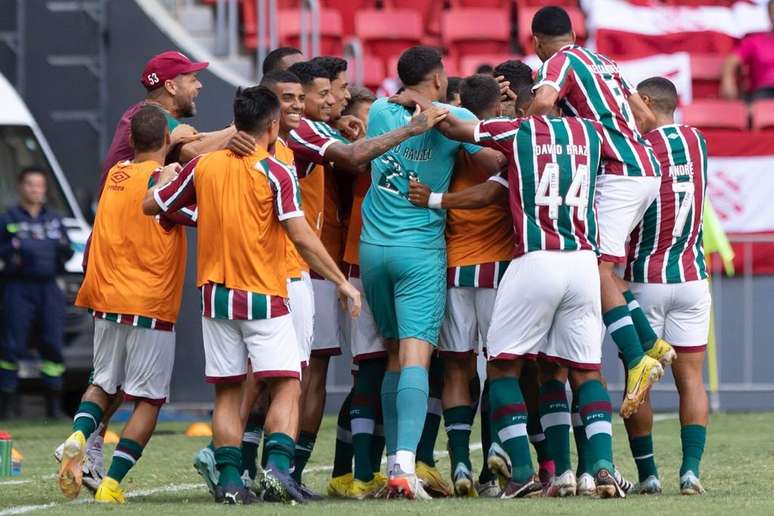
[442,8,511,59]
[683,99,749,130]
[691,54,726,99]
[751,99,774,131]
[355,9,424,69]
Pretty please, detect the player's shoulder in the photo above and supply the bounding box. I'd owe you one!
[443,103,477,121]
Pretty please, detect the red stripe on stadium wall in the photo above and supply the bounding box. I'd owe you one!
[232,289,248,320]
[596,29,735,62]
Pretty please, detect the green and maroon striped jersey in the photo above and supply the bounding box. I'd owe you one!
[535,45,660,178]
[625,124,708,283]
[475,115,616,256]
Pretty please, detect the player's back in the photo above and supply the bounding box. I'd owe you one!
[361,97,480,249]
[76,160,187,323]
[192,148,298,297]
[479,115,606,256]
[535,45,659,177]
[625,124,708,284]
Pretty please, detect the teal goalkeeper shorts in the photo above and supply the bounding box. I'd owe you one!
[358,242,447,346]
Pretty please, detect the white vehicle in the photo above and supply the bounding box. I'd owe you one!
[0,71,93,405]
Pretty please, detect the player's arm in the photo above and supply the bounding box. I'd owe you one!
[323,105,448,169]
[527,85,559,116]
[720,52,743,99]
[176,125,239,163]
[408,174,508,209]
[627,92,657,134]
[142,161,192,215]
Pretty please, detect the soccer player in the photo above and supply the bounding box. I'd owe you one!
[446,77,463,106]
[145,86,361,504]
[286,59,448,489]
[262,46,304,75]
[493,59,534,117]
[408,93,626,499]
[622,77,710,496]
[527,6,673,418]
[436,74,513,497]
[360,46,504,499]
[57,105,188,502]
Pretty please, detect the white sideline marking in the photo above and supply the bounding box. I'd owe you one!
[0,414,679,514]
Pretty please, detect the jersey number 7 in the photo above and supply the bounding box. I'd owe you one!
[535,163,590,221]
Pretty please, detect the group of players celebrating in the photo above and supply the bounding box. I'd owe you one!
[52,5,710,505]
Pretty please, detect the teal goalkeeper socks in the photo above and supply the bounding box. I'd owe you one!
[395,366,429,456]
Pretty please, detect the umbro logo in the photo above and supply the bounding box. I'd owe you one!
[111,171,130,183]
[668,134,680,140]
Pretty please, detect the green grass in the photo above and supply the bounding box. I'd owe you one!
[1,412,773,515]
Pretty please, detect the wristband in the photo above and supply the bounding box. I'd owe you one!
[427,192,444,209]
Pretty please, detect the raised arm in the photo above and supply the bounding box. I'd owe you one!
[527,85,559,116]
[324,105,448,168]
[627,92,657,134]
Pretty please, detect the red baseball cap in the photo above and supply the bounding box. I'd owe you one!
[141,51,208,90]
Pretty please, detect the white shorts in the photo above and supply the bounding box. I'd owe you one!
[91,319,175,404]
[628,280,711,351]
[596,175,660,263]
[345,276,385,362]
[311,278,344,356]
[201,315,301,382]
[487,250,603,369]
[439,287,497,356]
[289,272,315,367]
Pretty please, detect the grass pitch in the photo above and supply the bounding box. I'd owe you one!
[2,412,774,515]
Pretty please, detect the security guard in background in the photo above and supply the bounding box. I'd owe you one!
[0,166,73,419]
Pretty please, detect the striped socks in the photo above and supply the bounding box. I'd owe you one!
[577,380,614,475]
[332,389,354,478]
[351,359,386,481]
[538,380,572,475]
[291,431,316,481]
[623,290,658,351]
[72,401,103,439]
[106,438,143,483]
[604,305,645,369]
[630,434,658,482]
[488,376,534,483]
[444,405,474,470]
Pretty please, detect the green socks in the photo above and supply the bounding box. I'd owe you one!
[266,432,295,474]
[444,405,474,470]
[577,380,614,474]
[333,389,354,478]
[478,379,495,483]
[623,290,658,351]
[240,413,264,480]
[381,371,400,470]
[72,401,103,439]
[630,434,658,482]
[215,446,243,488]
[571,397,591,476]
[488,376,534,483]
[395,366,429,460]
[107,438,143,483]
[603,305,644,369]
[416,357,443,466]
[292,431,316,481]
[680,425,706,477]
[351,359,386,481]
[538,380,571,474]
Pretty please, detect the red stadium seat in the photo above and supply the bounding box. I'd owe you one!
[691,54,726,99]
[348,54,386,90]
[515,0,579,6]
[384,0,444,37]
[751,99,774,131]
[356,9,424,67]
[442,8,511,58]
[322,0,375,36]
[243,7,343,55]
[517,5,586,54]
[682,100,749,130]
[458,53,523,76]
[450,0,510,7]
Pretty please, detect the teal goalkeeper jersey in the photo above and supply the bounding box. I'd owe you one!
[360,98,481,249]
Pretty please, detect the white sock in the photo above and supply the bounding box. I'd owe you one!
[395,450,415,475]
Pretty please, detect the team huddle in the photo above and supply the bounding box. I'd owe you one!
[53,6,710,505]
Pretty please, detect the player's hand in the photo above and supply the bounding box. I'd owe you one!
[227,130,256,156]
[389,89,433,111]
[337,281,362,318]
[409,104,448,135]
[408,179,431,207]
[336,115,366,141]
[496,75,517,102]
[158,162,181,185]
